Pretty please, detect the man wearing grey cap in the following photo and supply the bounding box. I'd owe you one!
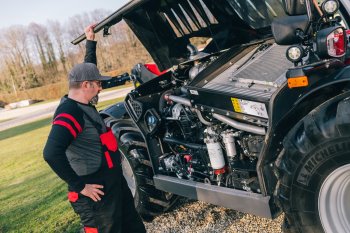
[43,24,146,233]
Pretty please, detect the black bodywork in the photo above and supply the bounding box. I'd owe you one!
[80,0,350,219]
[72,0,287,71]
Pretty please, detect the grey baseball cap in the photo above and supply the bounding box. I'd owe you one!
[69,63,111,82]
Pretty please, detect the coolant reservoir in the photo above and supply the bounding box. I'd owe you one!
[205,138,225,170]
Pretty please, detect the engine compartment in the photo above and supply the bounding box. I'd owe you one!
[125,41,293,194]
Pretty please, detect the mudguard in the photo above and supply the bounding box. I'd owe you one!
[258,63,350,196]
[99,101,128,120]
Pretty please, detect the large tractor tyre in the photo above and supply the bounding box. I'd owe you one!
[278,93,350,233]
[110,119,178,221]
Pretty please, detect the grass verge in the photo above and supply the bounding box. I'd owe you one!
[0,97,124,232]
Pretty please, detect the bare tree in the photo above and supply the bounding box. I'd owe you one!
[48,20,68,73]
[0,8,153,98]
[29,22,58,82]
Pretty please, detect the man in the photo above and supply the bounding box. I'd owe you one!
[43,24,146,233]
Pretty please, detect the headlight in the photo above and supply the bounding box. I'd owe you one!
[144,109,160,133]
[286,46,304,63]
[321,0,339,15]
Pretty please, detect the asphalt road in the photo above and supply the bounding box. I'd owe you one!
[0,86,133,132]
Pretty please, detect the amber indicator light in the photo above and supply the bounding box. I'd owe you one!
[287,76,309,88]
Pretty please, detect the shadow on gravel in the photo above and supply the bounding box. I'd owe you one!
[167,197,245,221]
[0,117,51,140]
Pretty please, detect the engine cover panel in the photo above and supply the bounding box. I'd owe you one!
[187,44,293,119]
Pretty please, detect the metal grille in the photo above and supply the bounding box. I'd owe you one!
[128,99,143,121]
[203,82,274,101]
[233,44,292,83]
[202,44,292,101]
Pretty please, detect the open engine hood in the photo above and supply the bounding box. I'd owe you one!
[72,0,286,71]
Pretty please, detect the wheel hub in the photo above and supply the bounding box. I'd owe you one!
[319,164,350,233]
[121,152,136,197]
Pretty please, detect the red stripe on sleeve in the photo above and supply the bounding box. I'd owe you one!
[54,113,82,133]
[53,120,77,138]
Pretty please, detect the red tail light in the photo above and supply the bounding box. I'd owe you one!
[317,26,347,59]
[345,30,350,65]
[327,28,346,57]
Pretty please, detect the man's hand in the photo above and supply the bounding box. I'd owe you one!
[85,23,96,41]
[80,184,104,202]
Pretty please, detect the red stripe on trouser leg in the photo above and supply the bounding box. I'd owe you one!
[104,151,114,168]
[67,192,79,202]
[84,227,98,233]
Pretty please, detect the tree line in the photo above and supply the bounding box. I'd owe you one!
[0,9,152,95]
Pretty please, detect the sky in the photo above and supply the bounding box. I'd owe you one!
[0,0,129,30]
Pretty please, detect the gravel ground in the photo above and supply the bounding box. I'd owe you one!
[144,198,283,233]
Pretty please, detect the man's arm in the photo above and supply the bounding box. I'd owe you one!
[43,102,105,201]
[43,103,86,192]
[84,24,97,65]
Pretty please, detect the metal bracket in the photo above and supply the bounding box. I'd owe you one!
[103,26,111,37]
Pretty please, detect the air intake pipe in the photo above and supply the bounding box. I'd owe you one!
[168,95,265,135]
[212,113,266,135]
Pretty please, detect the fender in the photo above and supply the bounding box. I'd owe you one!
[99,101,128,120]
[258,64,350,196]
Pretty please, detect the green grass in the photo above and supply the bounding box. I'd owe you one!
[0,97,124,233]
[0,118,52,141]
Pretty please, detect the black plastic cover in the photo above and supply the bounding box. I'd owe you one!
[271,15,308,45]
[282,0,307,15]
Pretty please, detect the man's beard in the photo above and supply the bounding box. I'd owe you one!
[90,94,99,105]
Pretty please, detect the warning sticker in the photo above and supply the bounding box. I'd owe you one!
[231,98,268,118]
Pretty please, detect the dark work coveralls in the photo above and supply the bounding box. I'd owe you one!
[43,40,146,233]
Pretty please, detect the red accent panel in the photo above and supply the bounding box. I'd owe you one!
[100,129,118,152]
[53,120,77,138]
[67,192,79,202]
[104,151,114,169]
[84,227,98,233]
[144,63,167,76]
[54,113,82,133]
